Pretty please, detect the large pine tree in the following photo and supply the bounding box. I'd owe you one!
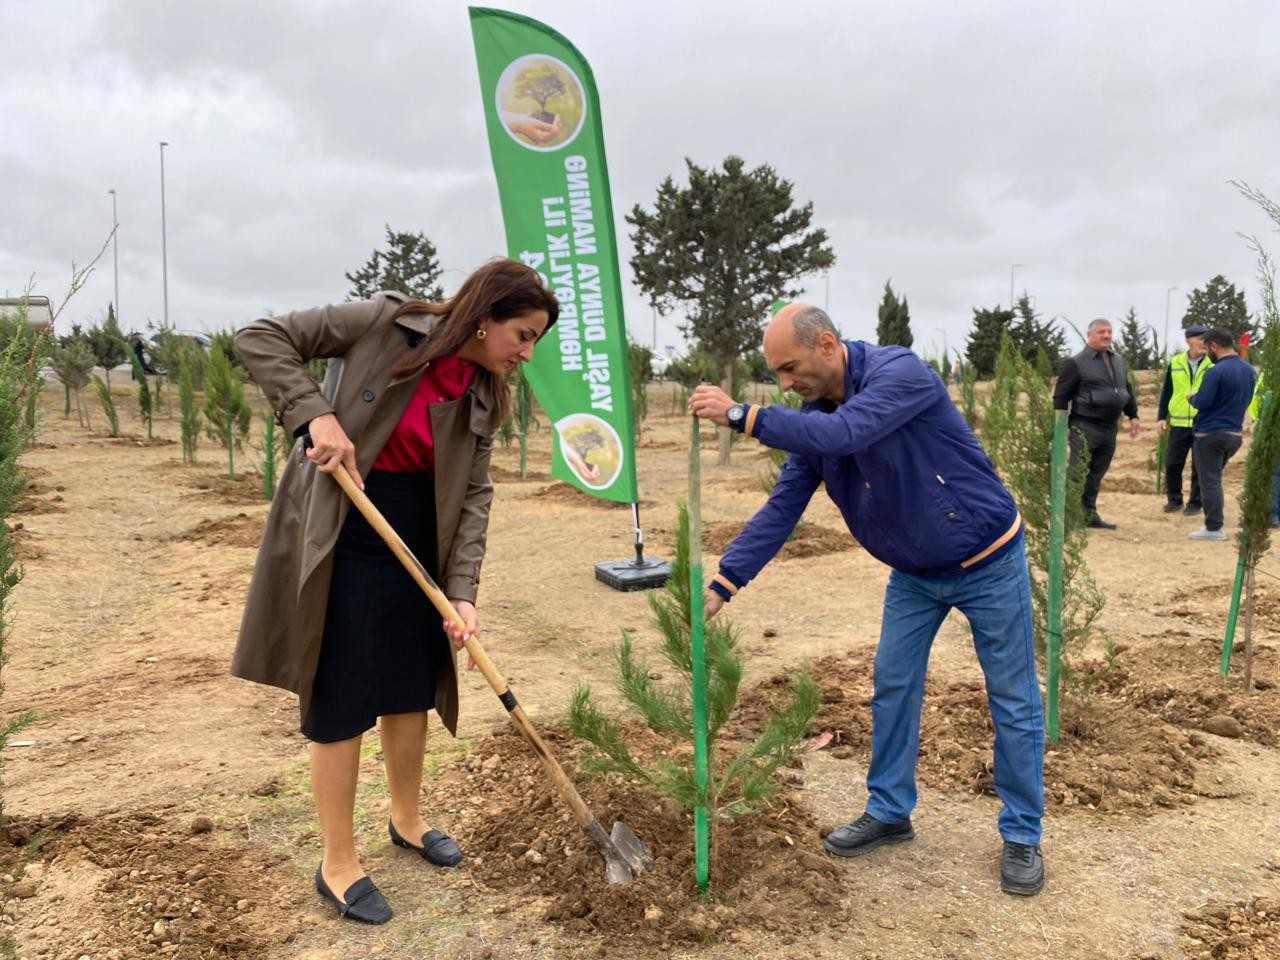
[628,155,835,464]
[345,226,445,302]
[965,306,1015,378]
[875,280,913,348]
[1182,274,1253,342]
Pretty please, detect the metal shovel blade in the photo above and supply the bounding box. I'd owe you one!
[604,820,653,884]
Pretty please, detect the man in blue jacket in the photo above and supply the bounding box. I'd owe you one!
[689,304,1045,896]
[1186,327,1257,541]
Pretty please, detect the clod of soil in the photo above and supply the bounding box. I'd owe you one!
[1181,897,1280,959]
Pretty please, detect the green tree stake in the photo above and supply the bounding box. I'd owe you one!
[263,415,275,500]
[518,367,529,478]
[687,415,711,893]
[226,404,235,480]
[1221,552,1246,674]
[1046,411,1068,744]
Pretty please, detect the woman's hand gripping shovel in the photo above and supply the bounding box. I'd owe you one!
[330,462,651,883]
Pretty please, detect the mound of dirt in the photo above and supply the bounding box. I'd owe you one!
[1180,897,1280,959]
[107,434,178,447]
[1094,634,1278,745]
[1107,476,1159,495]
[2,813,303,959]
[490,464,552,483]
[14,478,67,515]
[732,651,1225,814]
[421,726,850,949]
[526,483,654,510]
[179,471,271,506]
[701,520,856,560]
[176,513,265,549]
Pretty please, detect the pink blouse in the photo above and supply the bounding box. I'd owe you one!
[372,354,477,474]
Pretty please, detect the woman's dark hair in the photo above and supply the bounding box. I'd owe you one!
[388,258,559,425]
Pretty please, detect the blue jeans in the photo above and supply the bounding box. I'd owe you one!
[865,535,1045,845]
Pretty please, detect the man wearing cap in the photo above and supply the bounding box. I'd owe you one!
[1187,327,1257,540]
[1052,319,1141,530]
[688,303,1045,896]
[1157,323,1212,515]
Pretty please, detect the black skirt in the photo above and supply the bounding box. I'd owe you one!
[302,470,450,743]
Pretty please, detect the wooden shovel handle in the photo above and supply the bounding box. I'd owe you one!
[329,463,601,832]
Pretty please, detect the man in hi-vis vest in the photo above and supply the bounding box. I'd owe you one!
[1157,323,1211,515]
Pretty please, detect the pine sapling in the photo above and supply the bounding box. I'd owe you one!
[92,374,119,437]
[568,501,819,876]
[129,352,153,439]
[979,334,1106,694]
[203,346,250,477]
[1231,237,1280,691]
[179,352,200,463]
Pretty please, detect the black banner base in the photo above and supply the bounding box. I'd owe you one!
[594,556,672,592]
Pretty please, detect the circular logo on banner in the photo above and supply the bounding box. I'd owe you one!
[495,54,587,152]
[554,413,623,490]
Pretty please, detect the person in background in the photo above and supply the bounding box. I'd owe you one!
[1156,324,1211,515]
[1187,327,1257,541]
[1052,319,1141,529]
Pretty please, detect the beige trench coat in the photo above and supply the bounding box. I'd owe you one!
[230,292,496,734]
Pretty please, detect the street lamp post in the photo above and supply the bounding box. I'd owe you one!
[1164,286,1179,353]
[1010,263,1023,309]
[159,141,170,328]
[108,189,119,322]
[824,272,831,313]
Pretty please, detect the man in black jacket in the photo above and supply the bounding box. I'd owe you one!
[1052,319,1141,529]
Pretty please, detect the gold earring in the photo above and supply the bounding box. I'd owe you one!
[475,327,487,341]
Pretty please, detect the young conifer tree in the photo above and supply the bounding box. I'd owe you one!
[568,501,818,873]
[92,374,119,437]
[1231,189,1280,692]
[129,352,153,439]
[178,352,201,463]
[203,345,251,477]
[979,333,1106,690]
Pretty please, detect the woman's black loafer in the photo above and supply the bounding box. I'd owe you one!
[314,866,393,924]
[388,821,464,867]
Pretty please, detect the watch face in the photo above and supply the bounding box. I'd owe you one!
[728,404,743,422]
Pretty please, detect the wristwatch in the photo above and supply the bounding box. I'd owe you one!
[726,403,747,432]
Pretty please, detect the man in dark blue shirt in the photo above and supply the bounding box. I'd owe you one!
[1187,327,1257,540]
[688,304,1045,896]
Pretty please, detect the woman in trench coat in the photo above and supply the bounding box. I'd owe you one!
[233,258,558,923]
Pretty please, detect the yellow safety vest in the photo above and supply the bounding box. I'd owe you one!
[1249,371,1266,421]
[1167,351,1212,428]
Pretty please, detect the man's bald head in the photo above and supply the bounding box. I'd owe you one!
[766,303,840,350]
[763,302,847,404]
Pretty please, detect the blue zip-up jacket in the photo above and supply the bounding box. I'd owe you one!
[711,342,1020,600]
[1189,354,1256,433]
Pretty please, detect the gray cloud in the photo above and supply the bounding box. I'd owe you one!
[3,0,1277,355]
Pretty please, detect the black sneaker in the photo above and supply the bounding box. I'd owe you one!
[1183,504,1202,516]
[1162,502,1184,513]
[1087,514,1117,530]
[1000,842,1044,895]
[822,813,915,858]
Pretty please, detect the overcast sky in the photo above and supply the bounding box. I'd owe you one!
[4,0,1279,358]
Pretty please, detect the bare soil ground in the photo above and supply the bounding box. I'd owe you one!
[3,376,1279,959]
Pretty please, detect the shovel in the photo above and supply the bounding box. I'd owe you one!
[330,463,651,883]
